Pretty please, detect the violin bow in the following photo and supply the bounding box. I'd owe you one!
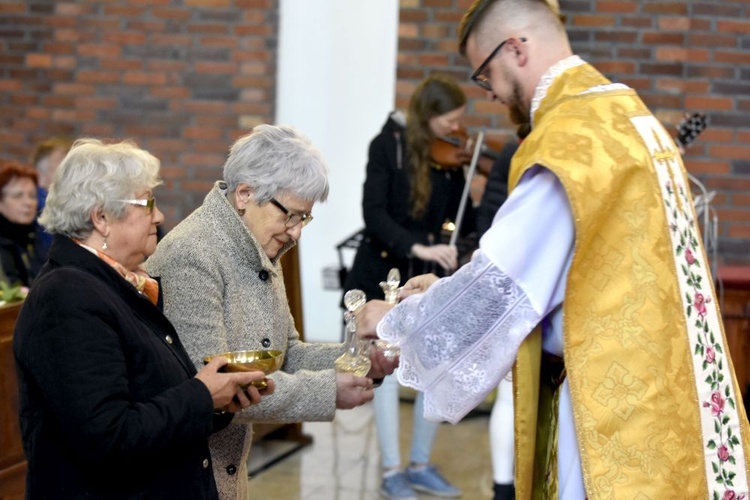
[449,129,485,247]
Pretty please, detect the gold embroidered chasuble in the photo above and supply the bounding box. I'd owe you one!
[509,61,750,499]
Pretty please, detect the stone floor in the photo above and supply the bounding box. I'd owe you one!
[247,400,495,499]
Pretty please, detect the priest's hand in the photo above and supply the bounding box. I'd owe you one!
[355,300,393,339]
[399,273,439,300]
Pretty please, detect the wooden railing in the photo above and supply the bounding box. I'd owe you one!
[0,302,25,500]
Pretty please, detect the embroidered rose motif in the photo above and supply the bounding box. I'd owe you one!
[694,292,707,317]
[722,489,746,500]
[705,347,715,364]
[650,119,741,497]
[686,249,696,265]
[703,391,725,417]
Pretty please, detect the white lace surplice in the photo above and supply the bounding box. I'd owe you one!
[378,166,575,424]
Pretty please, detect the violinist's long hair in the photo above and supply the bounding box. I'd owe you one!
[406,75,466,219]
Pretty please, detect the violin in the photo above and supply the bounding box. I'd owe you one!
[430,128,503,176]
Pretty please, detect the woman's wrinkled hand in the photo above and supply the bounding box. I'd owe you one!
[335,373,374,409]
[196,356,268,412]
[366,343,399,379]
[224,377,276,413]
[411,243,457,271]
[399,273,439,300]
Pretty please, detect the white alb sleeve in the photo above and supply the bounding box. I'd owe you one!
[378,167,575,423]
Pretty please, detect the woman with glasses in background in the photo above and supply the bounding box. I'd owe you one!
[14,139,268,499]
[147,124,396,500]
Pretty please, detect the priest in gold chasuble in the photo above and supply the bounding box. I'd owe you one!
[357,1,750,498]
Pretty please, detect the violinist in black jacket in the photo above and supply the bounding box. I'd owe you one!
[344,75,475,302]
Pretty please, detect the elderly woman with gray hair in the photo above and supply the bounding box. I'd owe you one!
[13,139,269,499]
[147,124,396,500]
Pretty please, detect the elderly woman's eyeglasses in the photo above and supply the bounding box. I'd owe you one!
[115,196,156,215]
[269,198,313,228]
[471,37,527,91]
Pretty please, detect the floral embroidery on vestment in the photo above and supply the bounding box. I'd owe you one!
[631,115,749,499]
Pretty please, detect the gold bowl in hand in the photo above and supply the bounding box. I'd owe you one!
[203,350,284,390]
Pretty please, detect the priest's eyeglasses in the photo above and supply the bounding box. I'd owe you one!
[471,37,527,91]
[270,198,313,228]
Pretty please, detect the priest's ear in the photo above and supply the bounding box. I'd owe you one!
[539,0,566,22]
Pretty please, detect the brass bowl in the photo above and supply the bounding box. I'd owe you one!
[203,350,284,390]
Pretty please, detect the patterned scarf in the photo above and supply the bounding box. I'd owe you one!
[75,241,159,305]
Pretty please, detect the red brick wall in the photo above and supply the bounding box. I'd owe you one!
[0,0,278,226]
[396,0,750,265]
[1,1,749,264]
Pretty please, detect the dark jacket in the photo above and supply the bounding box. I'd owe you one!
[344,113,474,300]
[0,213,48,287]
[475,142,519,237]
[13,235,232,499]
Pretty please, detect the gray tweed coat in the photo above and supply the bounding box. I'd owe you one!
[146,181,341,500]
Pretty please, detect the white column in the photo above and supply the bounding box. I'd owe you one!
[276,0,399,342]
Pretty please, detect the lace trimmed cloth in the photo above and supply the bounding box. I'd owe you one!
[377,167,575,424]
[378,253,539,424]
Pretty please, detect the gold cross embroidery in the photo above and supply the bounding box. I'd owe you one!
[651,127,683,212]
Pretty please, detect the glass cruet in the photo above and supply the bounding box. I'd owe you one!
[334,289,372,376]
[375,268,401,359]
